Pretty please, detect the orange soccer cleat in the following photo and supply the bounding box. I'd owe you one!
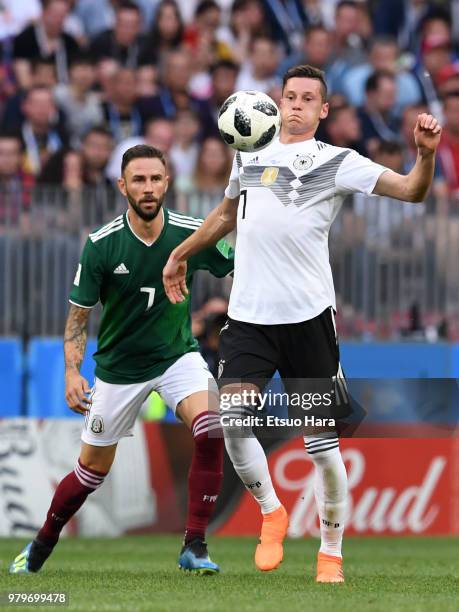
[254,505,289,571]
[316,552,345,583]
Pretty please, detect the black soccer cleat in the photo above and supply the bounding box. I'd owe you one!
[178,538,220,575]
[9,539,54,574]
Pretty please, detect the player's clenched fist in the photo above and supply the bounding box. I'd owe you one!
[65,371,91,414]
[414,113,442,155]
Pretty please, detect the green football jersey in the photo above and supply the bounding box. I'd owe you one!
[69,208,234,384]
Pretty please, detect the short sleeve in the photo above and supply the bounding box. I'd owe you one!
[192,239,234,278]
[336,150,388,195]
[224,155,240,199]
[69,238,104,308]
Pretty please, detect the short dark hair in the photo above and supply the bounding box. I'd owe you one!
[365,70,395,93]
[195,0,220,17]
[116,0,140,13]
[304,24,329,40]
[368,35,398,52]
[82,126,113,141]
[282,64,328,101]
[250,34,277,51]
[376,140,403,156]
[121,145,166,174]
[443,91,459,103]
[210,59,239,76]
[326,102,352,124]
[336,0,358,14]
[42,0,70,8]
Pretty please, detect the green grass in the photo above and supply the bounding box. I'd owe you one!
[0,536,458,612]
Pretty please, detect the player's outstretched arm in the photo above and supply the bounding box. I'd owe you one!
[163,195,238,303]
[64,304,92,415]
[373,113,442,203]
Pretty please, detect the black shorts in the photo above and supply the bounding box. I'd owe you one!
[218,308,352,420]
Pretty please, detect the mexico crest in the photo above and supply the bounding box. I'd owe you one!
[90,415,104,434]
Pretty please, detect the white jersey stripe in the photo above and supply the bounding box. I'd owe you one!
[169,212,204,224]
[89,219,124,240]
[169,219,203,231]
[169,216,203,229]
[69,299,98,308]
[89,215,123,238]
[90,224,124,243]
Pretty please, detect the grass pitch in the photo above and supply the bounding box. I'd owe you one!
[0,536,458,612]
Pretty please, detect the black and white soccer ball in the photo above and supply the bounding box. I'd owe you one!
[218,90,281,152]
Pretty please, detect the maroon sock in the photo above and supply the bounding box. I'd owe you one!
[185,412,224,544]
[37,460,107,547]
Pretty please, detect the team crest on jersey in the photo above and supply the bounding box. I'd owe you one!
[293,154,313,171]
[89,415,104,434]
[260,167,279,186]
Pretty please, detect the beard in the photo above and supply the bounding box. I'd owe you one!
[126,189,164,221]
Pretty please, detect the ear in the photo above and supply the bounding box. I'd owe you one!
[320,102,329,120]
[164,175,169,193]
[117,176,127,197]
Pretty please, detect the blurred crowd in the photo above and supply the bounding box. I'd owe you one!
[1,0,459,343]
[0,0,458,208]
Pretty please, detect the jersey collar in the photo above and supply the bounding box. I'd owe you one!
[276,135,317,149]
[124,208,168,247]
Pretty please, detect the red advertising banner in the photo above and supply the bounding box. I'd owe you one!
[2,420,458,537]
[216,438,459,536]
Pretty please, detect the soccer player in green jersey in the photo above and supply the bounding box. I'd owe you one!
[10,145,234,575]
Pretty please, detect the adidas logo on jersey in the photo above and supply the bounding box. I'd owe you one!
[114,263,129,274]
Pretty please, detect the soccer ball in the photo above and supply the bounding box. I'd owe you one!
[218,90,281,152]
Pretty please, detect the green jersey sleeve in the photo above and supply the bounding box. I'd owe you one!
[69,238,105,307]
[191,238,234,278]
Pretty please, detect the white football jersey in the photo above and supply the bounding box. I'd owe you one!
[224,136,388,324]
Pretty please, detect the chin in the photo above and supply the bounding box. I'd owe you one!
[287,124,307,135]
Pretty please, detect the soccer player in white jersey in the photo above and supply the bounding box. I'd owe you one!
[163,65,442,582]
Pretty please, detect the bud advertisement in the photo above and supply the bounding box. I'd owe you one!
[1,419,458,537]
[214,437,459,536]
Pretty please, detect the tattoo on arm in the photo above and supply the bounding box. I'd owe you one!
[64,305,91,373]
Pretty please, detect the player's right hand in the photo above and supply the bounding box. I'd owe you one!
[65,372,92,415]
[163,255,189,304]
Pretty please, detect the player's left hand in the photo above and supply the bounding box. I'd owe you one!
[414,113,442,155]
[163,254,188,304]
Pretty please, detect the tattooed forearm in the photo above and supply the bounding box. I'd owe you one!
[64,305,91,373]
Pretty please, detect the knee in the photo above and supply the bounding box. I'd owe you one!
[74,459,107,494]
[223,436,255,472]
[81,459,112,474]
[79,443,116,474]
